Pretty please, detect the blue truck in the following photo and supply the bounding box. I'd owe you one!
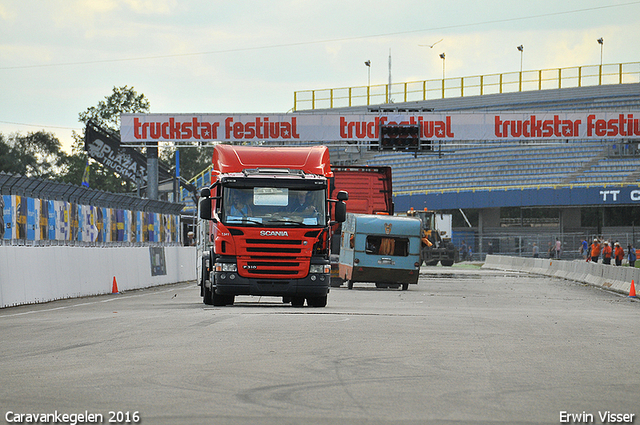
[338,213,422,290]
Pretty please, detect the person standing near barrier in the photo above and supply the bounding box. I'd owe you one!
[590,238,601,263]
[614,242,624,266]
[555,238,562,259]
[602,241,612,265]
[628,245,636,267]
[460,240,468,261]
[580,239,589,260]
[532,242,539,258]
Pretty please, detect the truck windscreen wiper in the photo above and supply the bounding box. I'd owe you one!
[266,218,304,225]
[225,218,264,226]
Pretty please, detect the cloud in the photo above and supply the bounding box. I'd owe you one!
[0,4,14,21]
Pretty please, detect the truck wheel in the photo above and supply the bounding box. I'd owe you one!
[402,283,409,291]
[424,259,439,267]
[307,295,327,307]
[330,278,344,287]
[441,260,454,267]
[291,296,305,307]
[347,280,354,290]
[203,284,214,305]
[212,292,227,307]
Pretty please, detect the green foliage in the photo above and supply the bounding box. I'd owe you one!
[78,85,150,131]
[0,131,68,179]
[76,86,151,192]
[0,86,209,192]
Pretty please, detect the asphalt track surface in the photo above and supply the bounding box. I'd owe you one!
[1,265,638,425]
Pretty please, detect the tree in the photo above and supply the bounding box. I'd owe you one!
[66,85,152,193]
[78,85,150,131]
[0,131,68,179]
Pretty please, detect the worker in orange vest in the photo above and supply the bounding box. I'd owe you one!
[614,242,625,266]
[602,241,612,265]
[589,238,601,263]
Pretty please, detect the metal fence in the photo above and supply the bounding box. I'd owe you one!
[453,229,640,263]
[0,173,183,215]
[1,173,185,247]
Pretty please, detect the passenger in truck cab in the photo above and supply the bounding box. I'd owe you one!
[229,192,252,217]
[289,191,316,215]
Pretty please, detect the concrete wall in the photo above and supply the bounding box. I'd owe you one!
[482,254,638,296]
[0,246,196,308]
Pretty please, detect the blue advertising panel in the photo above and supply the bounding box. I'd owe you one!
[26,197,36,241]
[395,184,640,211]
[148,213,155,242]
[47,200,56,240]
[2,195,12,239]
[116,209,125,241]
[77,204,85,242]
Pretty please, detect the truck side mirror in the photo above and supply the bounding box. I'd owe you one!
[335,201,347,223]
[200,188,211,198]
[337,190,349,201]
[199,197,212,220]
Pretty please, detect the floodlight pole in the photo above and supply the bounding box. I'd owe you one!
[517,45,524,91]
[597,38,604,85]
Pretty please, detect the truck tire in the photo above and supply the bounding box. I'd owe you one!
[203,284,214,305]
[402,283,409,291]
[212,292,228,307]
[330,278,344,287]
[441,260,454,267]
[347,280,354,290]
[200,256,209,297]
[306,295,327,307]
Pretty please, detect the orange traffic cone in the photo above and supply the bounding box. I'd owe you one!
[112,276,119,294]
[629,280,637,298]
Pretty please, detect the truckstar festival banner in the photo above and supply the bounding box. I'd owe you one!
[121,112,640,143]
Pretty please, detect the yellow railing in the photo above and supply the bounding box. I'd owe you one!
[293,62,640,111]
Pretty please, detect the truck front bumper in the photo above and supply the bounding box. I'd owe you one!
[212,271,330,297]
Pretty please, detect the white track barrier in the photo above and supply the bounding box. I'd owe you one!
[482,254,638,296]
[0,246,196,308]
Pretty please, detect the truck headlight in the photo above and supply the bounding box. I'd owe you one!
[310,264,331,274]
[216,263,237,272]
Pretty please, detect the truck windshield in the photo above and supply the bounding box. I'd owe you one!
[222,187,326,226]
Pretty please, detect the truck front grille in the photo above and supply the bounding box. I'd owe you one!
[237,237,309,279]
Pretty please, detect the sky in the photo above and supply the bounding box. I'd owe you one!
[1,0,639,153]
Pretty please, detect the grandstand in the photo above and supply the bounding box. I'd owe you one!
[181,68,640,258]
[319,82,640,210]
[300,80,640,258]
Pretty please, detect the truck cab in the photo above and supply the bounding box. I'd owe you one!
[198,145,347,307]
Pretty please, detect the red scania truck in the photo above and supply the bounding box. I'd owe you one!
[198,144,347,307]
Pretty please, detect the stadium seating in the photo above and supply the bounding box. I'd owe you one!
[366,140,640,193]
